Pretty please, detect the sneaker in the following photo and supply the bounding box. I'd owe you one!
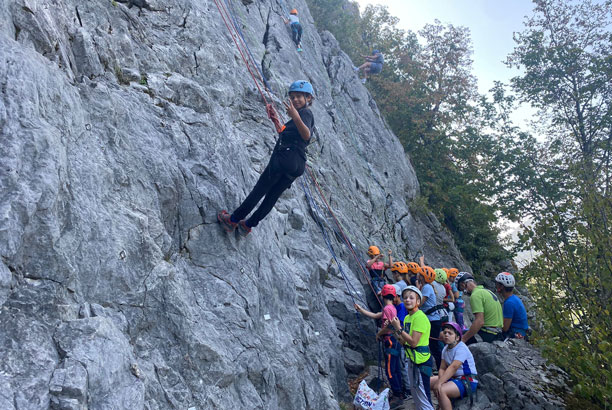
[361,78,367,84]
[353,66,359,72]
[217,210,237,233]
[238,220,252,236]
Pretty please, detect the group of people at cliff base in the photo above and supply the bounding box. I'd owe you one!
[355,246,529,410]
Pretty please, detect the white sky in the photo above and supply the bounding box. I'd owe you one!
[353,0,536,95]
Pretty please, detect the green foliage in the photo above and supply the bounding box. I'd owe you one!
[501,0,612,406]
[307,0,511,272]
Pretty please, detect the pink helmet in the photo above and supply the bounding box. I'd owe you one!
[442,321,463,339]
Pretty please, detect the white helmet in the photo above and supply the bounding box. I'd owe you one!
[495,272,515,287]
[393,284,402,298]
[402,285,422,301]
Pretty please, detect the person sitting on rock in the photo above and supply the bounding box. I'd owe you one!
[218,80,314,236]
[283,9,303,51]
[354,49,384,83]
[355,285,404,407]
[430,322,478,409]
[494,272,529,340]
[391,286,435,410]
[366,246,392,295]
[456,272,503,344]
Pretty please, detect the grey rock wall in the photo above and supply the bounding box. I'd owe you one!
[1,0,475,409]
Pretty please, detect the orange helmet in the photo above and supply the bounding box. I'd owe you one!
[406,262,422,275]
[421,266,436,283]
[391,262,408,274]
[448,268,459,278]
[367,246,380,257]
[442,268,450,275]
[290,8,298,15]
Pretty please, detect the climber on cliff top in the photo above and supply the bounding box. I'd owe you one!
[494,272,529,340]
[218,80,315,236]
[354,49,384,84]
[283,9,303,52]
[456,272,503,344]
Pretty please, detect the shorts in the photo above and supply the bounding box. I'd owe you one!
[450,379,478,399]
[369,62,382,74]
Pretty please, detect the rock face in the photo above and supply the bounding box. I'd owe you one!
[0,0,560,409]
[454,340,570,410]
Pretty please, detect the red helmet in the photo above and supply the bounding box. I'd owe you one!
[406,262,422,275]
[381,284,397,298]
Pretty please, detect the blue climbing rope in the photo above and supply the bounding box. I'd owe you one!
[300,177,367,309]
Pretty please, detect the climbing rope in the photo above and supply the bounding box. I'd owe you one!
[212,0,285,132]
[305,165,383,308]
[300,178,368,309]
[223,0,271,90]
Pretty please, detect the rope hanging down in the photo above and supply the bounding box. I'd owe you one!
[212,0,285,133]
[300,177,373,340]
[215,0,381,307]
[304,166,383,308]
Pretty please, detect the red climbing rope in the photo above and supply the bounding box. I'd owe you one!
[306,166,383,308]
[212,0,286,133]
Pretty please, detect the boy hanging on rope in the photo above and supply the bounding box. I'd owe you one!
[218,81,315,236]
[283,9,303,51]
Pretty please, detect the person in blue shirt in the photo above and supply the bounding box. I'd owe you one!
[494,272,529,339]
[354,50,384,83]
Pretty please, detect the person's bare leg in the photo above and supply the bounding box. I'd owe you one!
[438,381,461,410]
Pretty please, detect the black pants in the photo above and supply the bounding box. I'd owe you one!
[232,151,303,227]
[465,329,502,345]
[291,23,302,46]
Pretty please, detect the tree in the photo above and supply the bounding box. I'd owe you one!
[504,0,612,405]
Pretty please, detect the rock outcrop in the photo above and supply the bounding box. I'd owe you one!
[0,0,567,409]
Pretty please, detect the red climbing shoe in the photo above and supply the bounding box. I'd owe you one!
[217,210,237,233]
[238,220,252,236]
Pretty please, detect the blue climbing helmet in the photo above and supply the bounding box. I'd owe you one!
[288,80,314,98]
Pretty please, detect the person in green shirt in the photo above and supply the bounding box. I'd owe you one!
[391,286,434,410]
[456,272,503,344]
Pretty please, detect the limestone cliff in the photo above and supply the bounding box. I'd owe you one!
[0,0,559,409]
